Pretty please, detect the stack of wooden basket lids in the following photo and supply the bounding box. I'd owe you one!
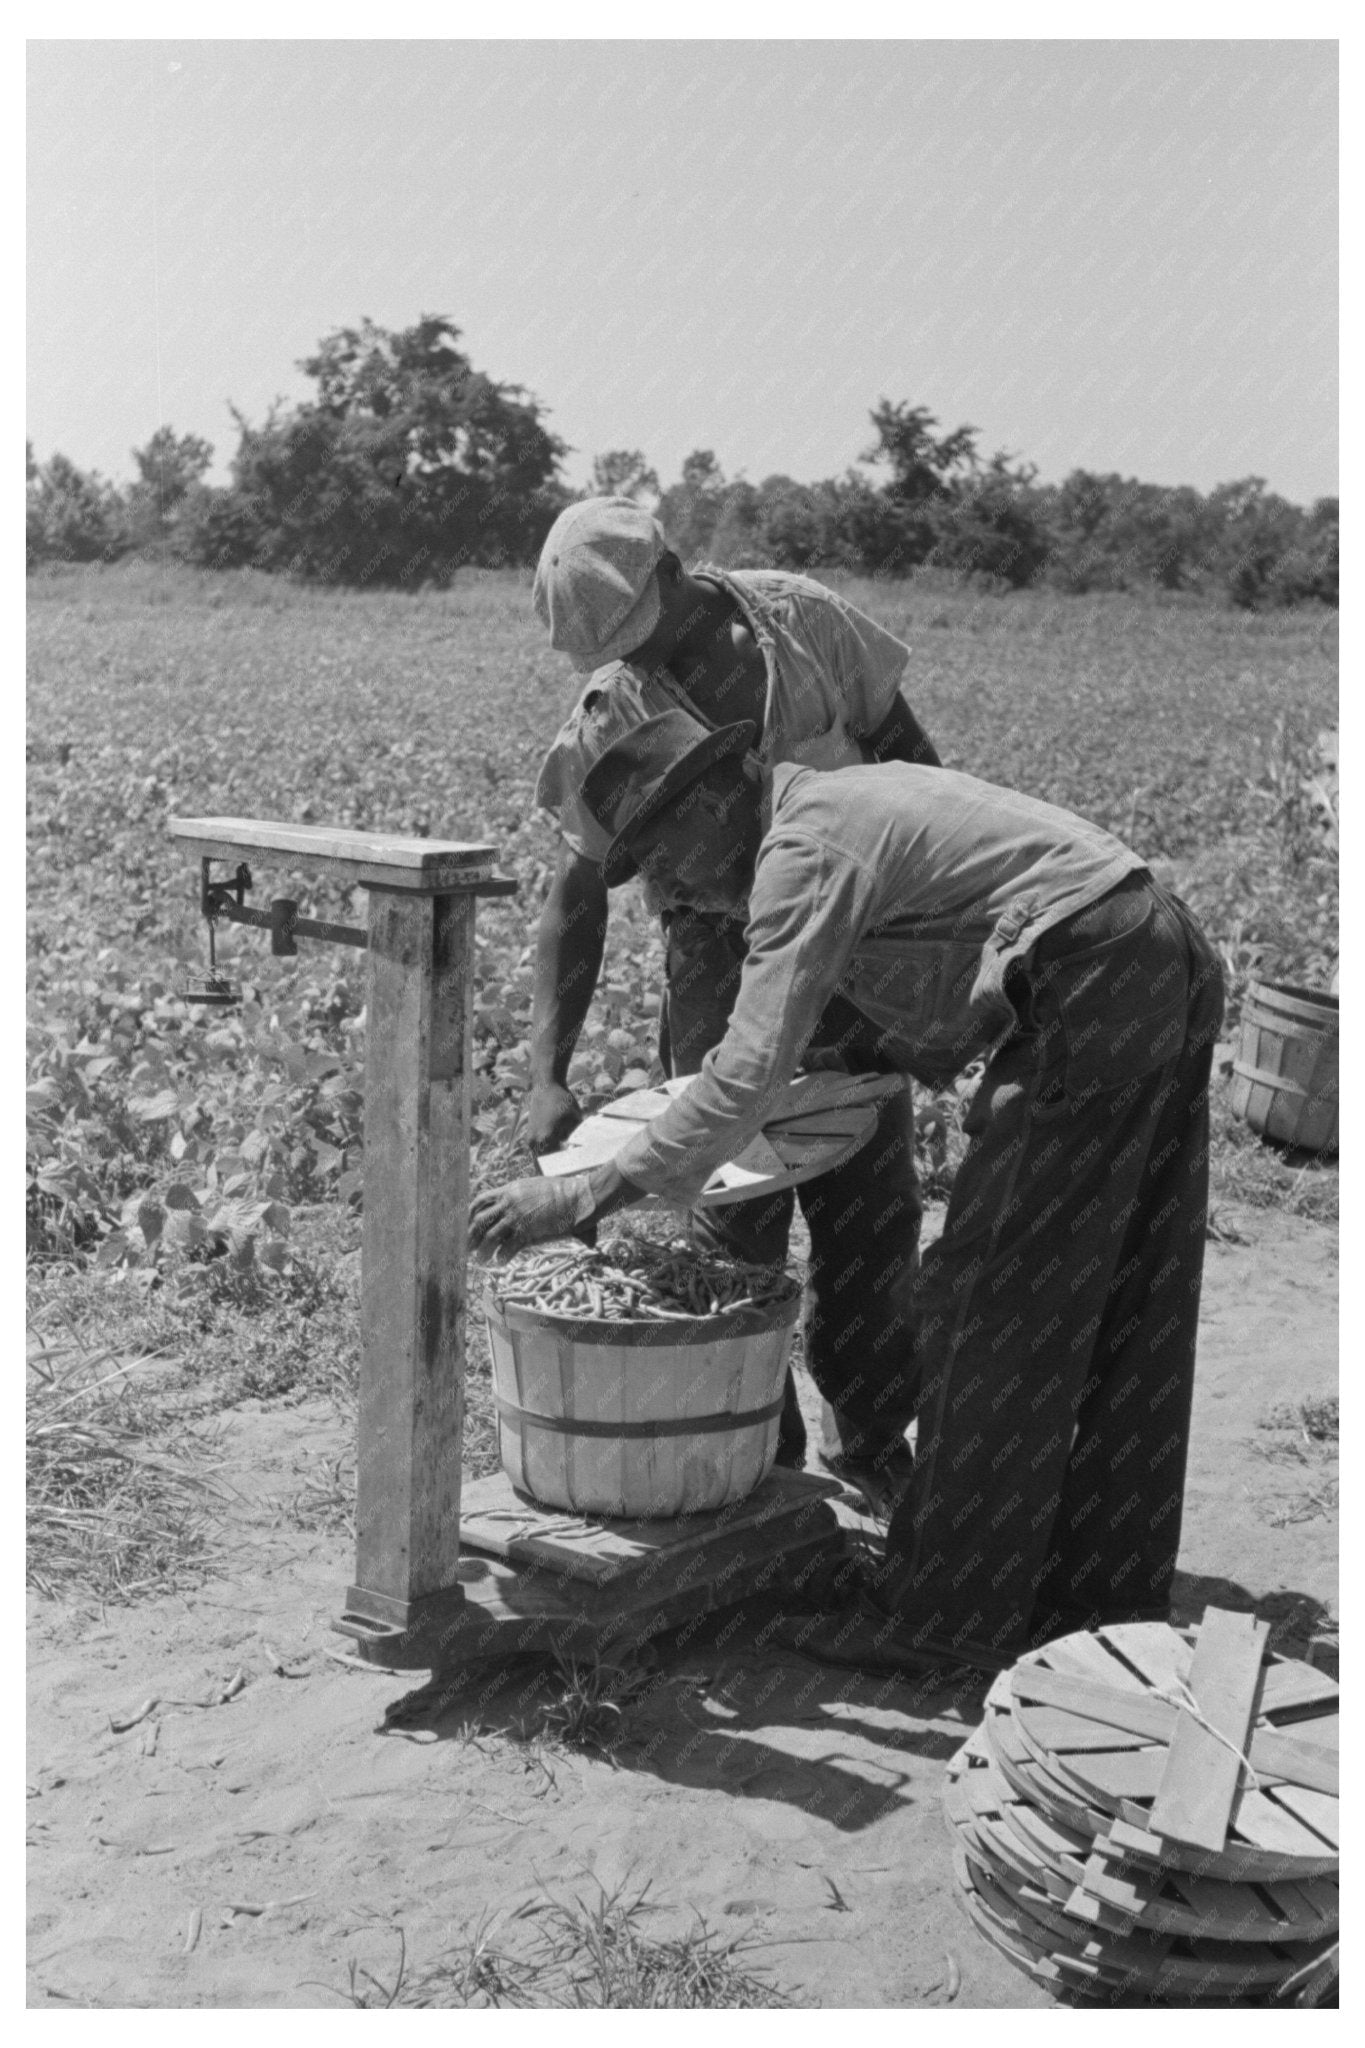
[944,1607,1339,2004]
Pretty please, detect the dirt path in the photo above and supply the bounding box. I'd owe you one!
[27,1207,1337,2009]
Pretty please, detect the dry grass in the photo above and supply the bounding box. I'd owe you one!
[26,1334,224,1601]
[1261,1393,1338,1443]
[536,1651,655,1759]
[285,1450,355,1534]
[319,1878,792,2008]
[1252,1392,1339,1528]
[1207,1090,1338,1224]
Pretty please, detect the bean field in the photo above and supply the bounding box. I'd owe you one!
[25,560,1338,1565]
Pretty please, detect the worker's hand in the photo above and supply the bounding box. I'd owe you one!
[469,1175,593,1257]
[527,1081,583,1157]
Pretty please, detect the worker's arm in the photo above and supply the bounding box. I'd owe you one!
[864,690,942,767]
[527,843,610,1155]
[472,834,873,1252]
[615,834,874,1202]
[469,1156,641,1257]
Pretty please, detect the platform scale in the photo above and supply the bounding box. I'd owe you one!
[169,816,849,1673]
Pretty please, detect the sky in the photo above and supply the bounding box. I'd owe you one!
[27,38,1338,505]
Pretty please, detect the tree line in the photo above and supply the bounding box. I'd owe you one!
[27,314,1337,610]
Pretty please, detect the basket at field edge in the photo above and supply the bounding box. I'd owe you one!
[1230,979,1339,1155]
[482,1284,802,1518]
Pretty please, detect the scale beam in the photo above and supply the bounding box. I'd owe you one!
[169,815,500,894]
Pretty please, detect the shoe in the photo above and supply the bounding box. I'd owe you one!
[816,1443,915,1519]
[765,1589,1009,1681]
[1028,1603,1172,1647]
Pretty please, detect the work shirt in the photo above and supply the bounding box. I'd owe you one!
[614,761,1146,1204]
[535,567,916,865]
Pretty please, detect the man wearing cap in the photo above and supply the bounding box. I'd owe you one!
[527,495,941,1499]
[470,712,1223,1671]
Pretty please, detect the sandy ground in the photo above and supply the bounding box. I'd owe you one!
[27,1206,1337,2010]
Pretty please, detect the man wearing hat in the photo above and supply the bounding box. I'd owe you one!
[527,496,941,1499]
[470,710,1223,1671]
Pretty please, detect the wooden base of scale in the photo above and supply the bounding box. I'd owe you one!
[334,1467,849,1670]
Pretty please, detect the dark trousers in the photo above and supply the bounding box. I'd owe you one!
[660,909,921,1465]
[876,877,1225,1659]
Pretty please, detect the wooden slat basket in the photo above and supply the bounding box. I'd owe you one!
[483,1287,801,1518]
[1230,979,1338,1154]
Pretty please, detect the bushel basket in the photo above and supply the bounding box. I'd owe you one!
[1230,979,1338,1154]
[483,1286,801,1518]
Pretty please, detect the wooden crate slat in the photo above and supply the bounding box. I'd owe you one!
[1078,1854,1335,1944]
[1014,1662,1170,1740]
[1263,1782,1340,1851]
[988,1694,1336,1884]
[1225,1782,1333,1857]
[986,1709,1120,1838]
[1066,1744,1170,1802]
[1013,1699,1154,1754]
[1093,1620,1192,1691]
[1003,1794,1094,1879]
[1012,1661,1337,1793]
[972,1847,1319,1996]
[1036,1629,1135,1684]
[1247,1727,1338,1795]
[958,1873,1072,1990]
[1260,1661,1339,1713]
[1149,1608,1270,1852]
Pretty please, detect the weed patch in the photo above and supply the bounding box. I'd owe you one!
[319,1879,791,2008]
[26,1337,224,1601]
[1252,1392,1339,1527]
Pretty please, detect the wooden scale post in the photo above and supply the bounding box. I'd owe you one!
[170,817,843,1673]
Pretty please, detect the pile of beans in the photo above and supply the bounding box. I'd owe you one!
[485,1233,801,1322]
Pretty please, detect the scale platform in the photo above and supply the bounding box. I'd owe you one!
[335,1467,849,1669]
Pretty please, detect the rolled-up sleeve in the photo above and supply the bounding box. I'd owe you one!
[534,666,659,862]
[534,727,610,862]
[615,835,877,1201]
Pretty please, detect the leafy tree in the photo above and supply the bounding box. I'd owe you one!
[658,449,730,562]
[752,477,823,570]
[198,315,568,585]
[171,477,272,571]
[125,427,214,548]
[589,450,659,502]
[1205,477,1331,610]
[928,454,1050,589]
[817,472,916,576]
[858,402,984,568]
[132,426,213,503]
[863,401,980,503]
[1037,471,1218,595]
[699,480,767,568]
[26,452,128,568]
[1297,498,1339,607]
